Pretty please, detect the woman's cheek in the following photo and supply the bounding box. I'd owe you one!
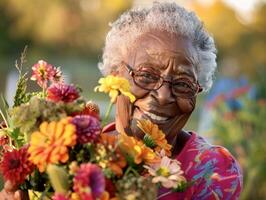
[131,85,149,99]
[176,98,196,113]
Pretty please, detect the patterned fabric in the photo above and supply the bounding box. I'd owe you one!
[158,132,243,200]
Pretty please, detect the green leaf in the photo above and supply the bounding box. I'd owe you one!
[47,164,70,194]
[0,173,4,191]
[9,128,25,148]
[172,180,193,192]
[1,95,9,110]
[13,46,30,107]
[143,134,156,148]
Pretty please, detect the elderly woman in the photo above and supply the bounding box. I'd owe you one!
[100,2,242,199]
[1,2,242,200]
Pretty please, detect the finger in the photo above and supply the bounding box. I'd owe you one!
[0,190,15,200]
[14,190,29,200]
[14,190,21,200]
[4,180,16,192]
[115,95,132,134]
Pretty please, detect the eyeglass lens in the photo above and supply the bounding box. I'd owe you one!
[133,70,198,98]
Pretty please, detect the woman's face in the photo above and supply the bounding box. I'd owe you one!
[117,30,200,139]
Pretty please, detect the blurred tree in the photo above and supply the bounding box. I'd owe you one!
[192,0,266,80]
[0,0,133,56]
[212,96,266,199]
[193,1,266,199]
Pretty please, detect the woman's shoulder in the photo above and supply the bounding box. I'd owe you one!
[178,132,243,199]
[179,132,242,175]
[180,132,238,163]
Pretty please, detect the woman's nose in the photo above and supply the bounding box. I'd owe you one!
[152,82,175,105]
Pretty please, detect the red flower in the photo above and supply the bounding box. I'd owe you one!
[0,146,35,185]
[79,101,100,119]
[47,83,80,103]
[105,178,116,198]
[71,101,100,120]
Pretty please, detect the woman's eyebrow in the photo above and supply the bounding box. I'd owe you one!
[174,67,197,81]
[136,62,162,73]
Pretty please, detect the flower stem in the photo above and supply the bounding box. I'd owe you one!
[42,87,46,98]
[124,166,139,177]
[102,101,113,127]
[156,191,173,199]
[0,108,9,129]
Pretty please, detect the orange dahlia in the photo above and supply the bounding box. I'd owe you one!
[28,118,77,172]
[137,120,172,156]
[118,133,159,165]
[98,134,126,176]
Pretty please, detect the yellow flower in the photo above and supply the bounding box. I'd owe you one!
[118,133,159,165]
[28,118,77,172]
[94,75,136,103]
[71,192,81,200]
[137,120,172,156]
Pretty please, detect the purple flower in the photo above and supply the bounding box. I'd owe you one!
[71,115,101,144]
[73,163,105,199]
[47,83,79,103]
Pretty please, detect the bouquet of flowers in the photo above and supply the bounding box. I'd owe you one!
[0,51,187,200]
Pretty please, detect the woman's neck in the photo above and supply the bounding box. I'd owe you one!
[169,130,191,157]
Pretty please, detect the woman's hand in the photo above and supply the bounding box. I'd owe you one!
[0,181,29,200]
[115,95,133,135]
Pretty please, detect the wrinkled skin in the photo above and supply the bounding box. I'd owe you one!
[115,30,200,155]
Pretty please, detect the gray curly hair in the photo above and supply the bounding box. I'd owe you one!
[99,1,217,91]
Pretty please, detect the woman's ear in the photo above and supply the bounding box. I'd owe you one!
[110,63,123,76]
[110,70,119,76]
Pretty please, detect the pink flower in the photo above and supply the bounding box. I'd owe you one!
[47,83,80,103]
[0,146,35,185]
[71,115,101,144]
[73,163,105,199]
[144,152,185,189]
[31,60,62,88]
[52,193,70,200]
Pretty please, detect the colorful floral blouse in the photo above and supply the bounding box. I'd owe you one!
[158,132,243,200]
[103,124,242,199]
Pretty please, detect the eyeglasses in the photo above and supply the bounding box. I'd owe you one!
[122,62,202,98]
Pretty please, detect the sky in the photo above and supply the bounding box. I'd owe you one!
[210,0,263,13]
[134,0,265,21]
[135,0,264,13]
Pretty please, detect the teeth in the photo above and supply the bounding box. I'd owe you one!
[143,111,168,121]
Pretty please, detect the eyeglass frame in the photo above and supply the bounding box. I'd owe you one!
[121,62,203,98]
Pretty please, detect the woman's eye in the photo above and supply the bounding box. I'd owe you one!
[178,82,190,88]
[139,71,158,81]
[173,81,193,91]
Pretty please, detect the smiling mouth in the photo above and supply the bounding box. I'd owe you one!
[136,107,170,123]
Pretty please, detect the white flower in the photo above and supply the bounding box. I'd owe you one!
[144,155,186,188]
